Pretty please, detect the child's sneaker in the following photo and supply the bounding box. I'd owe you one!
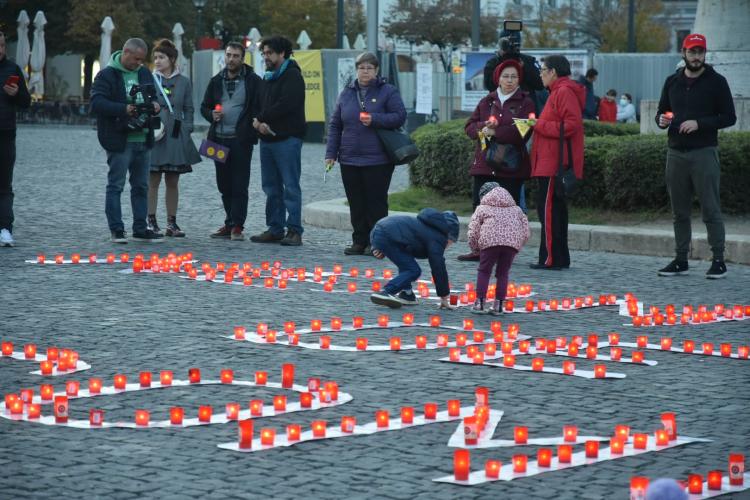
[489,299,503,316]
[370,292,403,309]
[471,299,489,314]
[397,290,418,306]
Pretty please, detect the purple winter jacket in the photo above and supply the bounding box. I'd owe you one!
[325,77,407,166]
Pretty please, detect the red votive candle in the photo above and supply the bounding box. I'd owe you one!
[594,365,606,378]
[255,371,267,385]
[286,424,301,441]
[169,407,184,425]
[319,336,331,349]
[135,409,150,427]
[27,403,41,419]
[188,368,201,383]
[89,408,104,426]
[707,470,723,490]
[563,425,578,442]
[514,426,528,444]
[312,420,327,438]
[238,419,253,448]
[390,337,401,351]
[454,449,470,480]
[448,399,461,417]
[585,440,599,458]
[225,402,240,420]
[341,416,356,433]
[562,360,576,375]
[260,428,275,446]
[610,437,625,454]
[513,454,527,473]
[65,380,79,396]
[198,405,212,423]
[729,453,745,486]
[40,384,53,401]
[273,395,286,412]
[424,403,438,419]
[537,448,552,467]
[376,410,390,428]
[54,395,69,423]
[40,360,54,375]
[114,374,127,390]
[633,433,648,449]
[139,371,152,388]
[532,358,544,371]
[24,344,37,359]
[688,474,703,494]
[485,459,501,479]
[660,412,677,440]
[630,477,649,500]
[558,444,572,463]
[159,371,173,386]
[401,407,414,424]
[250,399,264,416]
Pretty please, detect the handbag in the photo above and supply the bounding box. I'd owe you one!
[485,141,521,176]
[556,122,579,198]
[374,128,420,165]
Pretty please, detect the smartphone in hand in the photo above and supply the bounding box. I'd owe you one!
[5,75,20,87]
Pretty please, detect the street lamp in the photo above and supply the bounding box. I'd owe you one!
[193,0,207,48]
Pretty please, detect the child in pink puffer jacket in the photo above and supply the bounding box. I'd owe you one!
[467,182,530,314]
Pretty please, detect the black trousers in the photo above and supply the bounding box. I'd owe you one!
[341,163,395,246]
[0,129,16,232]
[535,176,570,268]
[214,137,253,229]
[471,174,523,209]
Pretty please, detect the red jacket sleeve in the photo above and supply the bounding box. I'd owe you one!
[534,86,583,139]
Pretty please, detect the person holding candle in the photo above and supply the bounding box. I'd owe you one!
[369,208,459,309]
[655,33,736,279]
[529,55,584,270]
[467,183,529,314]
[458,59,533,262]
[325,52,407,257]
[147,39,200,238]
[200,42,262,241]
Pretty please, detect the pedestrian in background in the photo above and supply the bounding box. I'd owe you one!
[251,35,307,247]
[577,67,598,119]
[201,42,262,241]
[0,31,31,247]
[325,52,406,257]
[598,89,617,123]
[148,39,200,238]
[617,93,637,123]
[529,55,584,270]
[656,33,736,279]
[467,182,529,315]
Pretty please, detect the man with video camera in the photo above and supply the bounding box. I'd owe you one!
[483,21,544,113]
[91,38,163,243]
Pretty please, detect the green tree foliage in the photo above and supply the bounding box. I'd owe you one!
[260,0,338,49]
[383,0,500,49]
[344,0,366,41]
[575,0,670,52]
[504,0,570,49]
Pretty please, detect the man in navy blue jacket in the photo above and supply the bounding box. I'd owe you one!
[370,208,459,309]
[0,31,31,247]
[90,38,162,243]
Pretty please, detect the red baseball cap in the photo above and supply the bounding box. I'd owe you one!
[682,33,707,50]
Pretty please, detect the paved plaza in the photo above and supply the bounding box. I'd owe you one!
[1,126,748,499]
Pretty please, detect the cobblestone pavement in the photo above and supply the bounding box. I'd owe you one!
[1,126,748,499]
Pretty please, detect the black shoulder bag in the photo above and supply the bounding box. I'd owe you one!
[362,92,419,165]
[556,122,578,198]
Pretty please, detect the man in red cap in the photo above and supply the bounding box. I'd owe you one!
[655,33,736,279]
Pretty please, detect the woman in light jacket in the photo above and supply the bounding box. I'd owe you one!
[148,39,201,237]
[325,52,407,256]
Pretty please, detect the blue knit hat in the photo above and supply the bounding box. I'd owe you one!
[442,211,459,242]
[646,478,687,500]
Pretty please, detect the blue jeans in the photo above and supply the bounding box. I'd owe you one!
[259,137,303,235]
[105,142,150,233]
[371,226,421,295]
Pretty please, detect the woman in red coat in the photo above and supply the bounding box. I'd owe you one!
[529,55,584,270]
[458,59,534,261]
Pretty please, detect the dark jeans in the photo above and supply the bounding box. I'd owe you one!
[105,142,150,233]
[476,245,518,301]
[214,137,253,229]
[260,137,303,235]
[472,175,523,209]
[341,163,395,246]
[0,129,16,231]
[536,176,570,268]
[665,147,725,261]
[370,225,421,295]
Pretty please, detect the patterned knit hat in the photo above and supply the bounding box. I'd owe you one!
[479,182,500,200]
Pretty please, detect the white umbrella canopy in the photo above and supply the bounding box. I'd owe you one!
[297,30,312,50]
[248,27,264,77]
[99,16,115,68]
[172,22,188,74]
[15,10,31,79]
[28,10,47,97]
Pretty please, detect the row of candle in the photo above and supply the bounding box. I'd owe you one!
[628,302,749,318]
[243,316,514,334]
[630,454,745,496]
[237,398,473,449]
[450,348,612,377]
[631,310,748,327]
[36,252,192,265]
[506,294,619,313]
[1,343,82,372]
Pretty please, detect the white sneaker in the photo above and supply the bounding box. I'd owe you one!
[0,229,14,247]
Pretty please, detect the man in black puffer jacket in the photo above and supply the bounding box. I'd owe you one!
[0,31,31,247]
[250,35,307,247]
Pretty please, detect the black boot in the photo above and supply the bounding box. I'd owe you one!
[165,216,185,237]
[147,214,162,235]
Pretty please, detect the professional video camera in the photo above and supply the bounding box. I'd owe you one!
[499,20,523,56]
[126,83,160,131]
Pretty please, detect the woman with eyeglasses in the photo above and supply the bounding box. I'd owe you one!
[529,55,584,270]
[458,59,534,262]
[325,52,407,256]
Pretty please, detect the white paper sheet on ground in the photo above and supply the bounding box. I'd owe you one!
[217,406,477,453]
[495,348,658,366]
[439,356,627,379]
[26,258,112,265]
[622,315,750,328]
[276,322,529,338]
[3,352,92,375]
[598,342,749,361]
[433,435,712,486]
[505,301,617,314]
[0,380,352,428]
[683,474,750,498]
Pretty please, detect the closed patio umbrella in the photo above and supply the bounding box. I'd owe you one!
[28,10,47,97]
[15,10,30,79]
[99,16,115,68]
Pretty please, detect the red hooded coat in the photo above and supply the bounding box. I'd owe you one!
[530,76,585,179]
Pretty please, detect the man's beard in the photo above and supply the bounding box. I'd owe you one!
[683,56,704,72]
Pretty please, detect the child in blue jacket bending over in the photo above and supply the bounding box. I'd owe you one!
[369,208,459,309]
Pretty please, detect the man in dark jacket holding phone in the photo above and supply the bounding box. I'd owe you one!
[655,33,736,279]
[90,38,163,243]
[251,35,307,247]
[200,42,262,241]
[0,31,31,247]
